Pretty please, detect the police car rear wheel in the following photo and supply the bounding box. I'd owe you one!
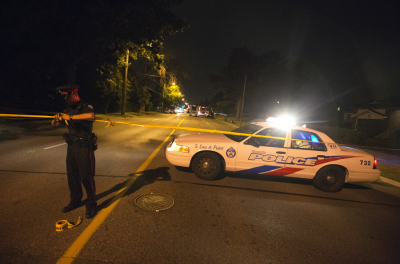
[192,152,221,181]
[313,165,345,192]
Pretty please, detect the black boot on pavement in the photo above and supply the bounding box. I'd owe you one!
[86,205,96,219]
[62,202,81,213]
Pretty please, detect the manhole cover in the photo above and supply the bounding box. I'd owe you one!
[135,193,174,212]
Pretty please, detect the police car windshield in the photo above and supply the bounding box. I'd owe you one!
[225,124,263,142]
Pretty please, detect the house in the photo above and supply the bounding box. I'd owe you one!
[343,108,400,138]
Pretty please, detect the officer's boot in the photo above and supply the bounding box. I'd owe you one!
[62,200,81,213]
[85,204,96,219]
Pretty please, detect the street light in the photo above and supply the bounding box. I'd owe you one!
[178,92,181,95]
[182,98,184,101]
[172,82,175,85]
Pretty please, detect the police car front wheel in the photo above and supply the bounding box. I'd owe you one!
[313,165,345,192]
[192,152,222,181]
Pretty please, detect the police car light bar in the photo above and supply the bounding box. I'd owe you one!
[266,116,296,127]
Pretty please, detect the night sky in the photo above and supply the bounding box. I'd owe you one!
[164,0,399,106]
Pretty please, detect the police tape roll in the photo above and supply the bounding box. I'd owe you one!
[55,216,83,232]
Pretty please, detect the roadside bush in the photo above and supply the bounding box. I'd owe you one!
[393,130,400,139]
[307,124,368,145]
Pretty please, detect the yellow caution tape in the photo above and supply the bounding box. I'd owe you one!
[55,216,83,232]
[0,114,54,118]
[105,118,115,128]
[94,118,337,145]
[0,113,336,145]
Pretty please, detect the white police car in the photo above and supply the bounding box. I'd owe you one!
[166,118,381,192]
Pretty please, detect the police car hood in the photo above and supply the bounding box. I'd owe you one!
[175,133,235,144]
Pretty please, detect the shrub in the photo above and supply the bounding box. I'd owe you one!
[307,124,368,145]
[393,130,400,139]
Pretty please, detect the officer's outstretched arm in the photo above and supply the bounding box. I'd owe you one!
[61,113,95,121]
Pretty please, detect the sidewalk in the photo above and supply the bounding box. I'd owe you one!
[379,177,400,188]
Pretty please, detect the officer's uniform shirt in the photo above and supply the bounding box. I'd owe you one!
[63,100,95,138]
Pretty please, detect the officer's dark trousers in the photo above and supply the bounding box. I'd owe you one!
[66,143,96,209]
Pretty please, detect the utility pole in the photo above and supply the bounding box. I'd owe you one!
[121,48,129,115]
[239,73,247,127]
[161,83,165,113]
[159,65,166,113]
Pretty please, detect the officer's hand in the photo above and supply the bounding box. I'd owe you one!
[55,113,62,121]
[52,114,61,126]
[60,113,69,120]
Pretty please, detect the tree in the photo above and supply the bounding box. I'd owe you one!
[96,63,127,114]
[156,50,190,112]
[0,0,187,108]
[164,76,183,106]
[209,47,257,118]
[209,47,290,118]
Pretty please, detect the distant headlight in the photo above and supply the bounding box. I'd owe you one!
[167,142,189,153]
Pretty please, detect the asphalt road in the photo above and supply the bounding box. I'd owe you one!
[1,113,400,264]
[349,147,400,167]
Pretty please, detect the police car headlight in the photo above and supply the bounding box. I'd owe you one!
[167,142,189,153]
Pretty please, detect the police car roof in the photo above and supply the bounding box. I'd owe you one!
[251,121,336,143]
[251,122,323,134]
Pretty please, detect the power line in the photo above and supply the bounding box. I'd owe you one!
[145,86,163,96]
[138,73,167,78]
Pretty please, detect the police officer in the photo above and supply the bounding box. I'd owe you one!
[52,84,97,219]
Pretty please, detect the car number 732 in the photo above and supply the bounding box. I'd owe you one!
[360,160,371,166]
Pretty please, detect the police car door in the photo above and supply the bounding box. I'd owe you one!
[236,128,290,176]
[285,129,328,179]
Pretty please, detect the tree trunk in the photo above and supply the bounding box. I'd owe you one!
[141,85,146,113]
[121,49,129,115]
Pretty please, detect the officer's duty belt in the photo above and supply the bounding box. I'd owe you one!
[67,137,89,148]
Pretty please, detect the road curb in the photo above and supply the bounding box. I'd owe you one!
[378,176,400,188]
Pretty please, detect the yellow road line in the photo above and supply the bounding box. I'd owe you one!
[56,115,187,264]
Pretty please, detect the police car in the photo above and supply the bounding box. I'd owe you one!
[166,118,380,192]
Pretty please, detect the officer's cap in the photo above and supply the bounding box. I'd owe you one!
[56,84,79,95]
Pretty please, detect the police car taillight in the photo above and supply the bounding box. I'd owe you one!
[373,157,377,169]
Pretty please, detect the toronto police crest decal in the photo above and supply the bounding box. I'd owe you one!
[226,147,236,158]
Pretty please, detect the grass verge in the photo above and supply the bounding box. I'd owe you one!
[214,114,266,127]
[378,164,400,182]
